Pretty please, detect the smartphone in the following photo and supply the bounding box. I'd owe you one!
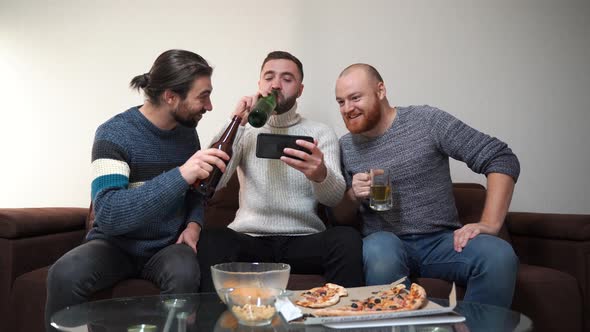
[256,133,314,160]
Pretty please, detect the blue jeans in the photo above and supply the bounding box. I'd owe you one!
[363,230,518,308]
[45,239,200,331]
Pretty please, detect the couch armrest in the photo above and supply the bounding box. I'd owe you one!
[506,211,590,324]
[0,207,88,239]
[0,208,88,325]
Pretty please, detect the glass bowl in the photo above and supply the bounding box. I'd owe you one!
[221,287,284,326]
[211,262,290,303]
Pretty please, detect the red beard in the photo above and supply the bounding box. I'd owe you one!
[344,106,382,135]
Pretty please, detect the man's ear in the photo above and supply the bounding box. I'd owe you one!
[377,82,386,100]
[297,83,304,98]
[163,90,178,105]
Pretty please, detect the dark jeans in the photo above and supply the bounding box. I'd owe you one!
[197,226,364,292]
[45,239,200,332]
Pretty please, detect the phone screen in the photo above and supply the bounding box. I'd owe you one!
[256,133,314,160]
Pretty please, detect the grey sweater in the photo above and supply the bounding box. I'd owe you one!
[339,105,520,237]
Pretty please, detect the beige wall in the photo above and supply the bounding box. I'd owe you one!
[1,0,589,213]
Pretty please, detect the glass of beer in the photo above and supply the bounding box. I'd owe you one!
[369,169,392,211]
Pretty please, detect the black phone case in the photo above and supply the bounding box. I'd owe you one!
[256,133,314,159]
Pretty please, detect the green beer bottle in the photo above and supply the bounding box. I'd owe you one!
[248,90,278,128]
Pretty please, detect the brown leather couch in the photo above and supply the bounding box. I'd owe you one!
[1,177,589,332]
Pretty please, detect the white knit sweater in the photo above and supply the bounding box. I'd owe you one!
[214,103,345,236]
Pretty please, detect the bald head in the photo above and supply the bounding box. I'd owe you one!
[339,63,384,84]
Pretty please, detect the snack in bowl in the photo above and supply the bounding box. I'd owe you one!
[295,283,348,308]
[211,262,290,303]
[222,287,284,326]
[312,283,428,316]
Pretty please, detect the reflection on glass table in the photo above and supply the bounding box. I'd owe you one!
[51,293,532,332]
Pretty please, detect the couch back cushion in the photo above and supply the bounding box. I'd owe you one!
[85,176,512,242]
[204,175,511,243]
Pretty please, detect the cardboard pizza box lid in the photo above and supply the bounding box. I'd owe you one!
[291,283,465,326]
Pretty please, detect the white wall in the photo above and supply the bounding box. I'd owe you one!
[1,0,589,214]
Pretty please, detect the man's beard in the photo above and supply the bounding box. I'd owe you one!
[345,103,382,135]
[174,114,198,128]
[173,102,202,128]
[275,93,297,114]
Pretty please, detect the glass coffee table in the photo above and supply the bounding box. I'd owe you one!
[51,293,532,332]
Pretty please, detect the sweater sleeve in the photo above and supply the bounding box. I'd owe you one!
[185,190,205,226]
[311,125,346,206]
[91,136,189,236]
[429,107,521,182]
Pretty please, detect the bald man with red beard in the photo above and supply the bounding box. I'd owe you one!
[332,64,520,309]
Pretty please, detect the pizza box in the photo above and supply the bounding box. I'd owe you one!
[288,282,465,327]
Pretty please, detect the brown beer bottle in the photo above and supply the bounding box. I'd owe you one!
[191,115,242,199]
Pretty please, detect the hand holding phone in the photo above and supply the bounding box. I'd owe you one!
[256,133,313,160]
[256,133,328,182]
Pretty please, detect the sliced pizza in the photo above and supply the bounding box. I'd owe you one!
[295,283,348,308]
[313,283,427,316]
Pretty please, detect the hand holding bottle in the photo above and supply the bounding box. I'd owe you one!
[179,148,230,185]
[191,115,242,198]
[231,94,260,126]
[231,88,276,127]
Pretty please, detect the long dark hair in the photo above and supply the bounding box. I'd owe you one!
[130,49,213,104]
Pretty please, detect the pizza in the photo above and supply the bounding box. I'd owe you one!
[311,283,427,316]
[295,283,348,308]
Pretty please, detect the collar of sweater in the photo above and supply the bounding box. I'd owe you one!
[267,103,301,128]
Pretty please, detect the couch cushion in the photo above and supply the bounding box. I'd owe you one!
[10,266,51,332]
[512,263,583,332]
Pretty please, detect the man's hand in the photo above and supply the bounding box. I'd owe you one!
[179,149,230,185]
[232,89,271,126]
[453,222,498,252]
[350,172,371,201]
[280,139,328,182]
[454,173,516,252]
[176,222,201,253]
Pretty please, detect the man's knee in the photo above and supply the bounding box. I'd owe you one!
[363,231,403,258]
[363,231,406,268]
[488,239,518,273]
[159,245,200,293]
[362,231,407,285]
[47,250,92,292]
[470,235,518,274]
[47,257,76,290]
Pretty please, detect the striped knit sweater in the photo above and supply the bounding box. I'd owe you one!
[340,105,520,237]
[87,106,204,258]
[216,103,346,236]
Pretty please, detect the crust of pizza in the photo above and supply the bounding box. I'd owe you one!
[325,283,348,297]
[407,283,427,310]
